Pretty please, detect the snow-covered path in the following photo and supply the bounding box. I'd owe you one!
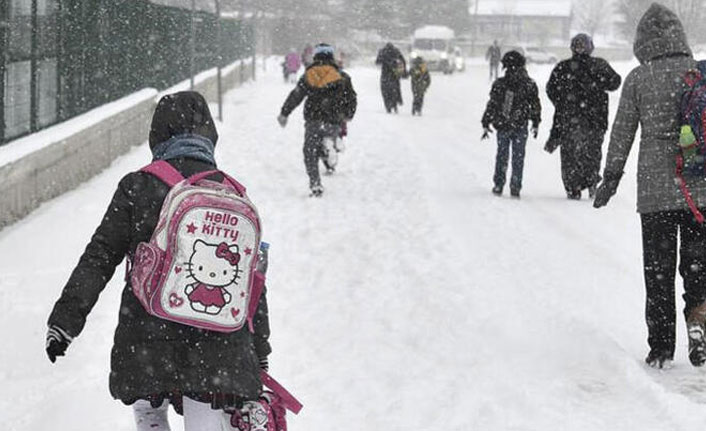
[4,59,706,430]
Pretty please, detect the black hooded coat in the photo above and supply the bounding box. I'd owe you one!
[376,43,407,112]
[47,91,271,411]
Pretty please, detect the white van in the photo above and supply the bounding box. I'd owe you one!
[410,26,456,74]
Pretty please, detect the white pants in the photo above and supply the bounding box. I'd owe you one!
[133,397,235,431]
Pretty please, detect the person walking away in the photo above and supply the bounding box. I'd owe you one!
[45,91,272,429]
[410,56,431,116]
[545,33,622,200]
[481,50,541,198]
[278,43,358,197]
[376,42,407,113]
[486,40,502,81]
[301,44,314,68]
[593,3,706,369]
[282,50,302,83]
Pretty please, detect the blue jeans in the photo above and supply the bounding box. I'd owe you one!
[493,129,528,191]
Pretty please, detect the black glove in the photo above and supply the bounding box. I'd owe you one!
[593,171,623,208]
[481,127,492,140]
[46,325,73,363]
[258,356,269,372]
[531,125,539,139]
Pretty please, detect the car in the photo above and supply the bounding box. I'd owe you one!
[522,46,559,64]
[410,25,456,74]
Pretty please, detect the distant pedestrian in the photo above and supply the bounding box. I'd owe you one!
[481,50,541,198]
[410,56,431,116]
[545,33,621,200]
[282,50,302,83]
[301,44,314,68]
[376,42,407,113]
[593,4,706,369]
[486,40,501,81]
[278,43,358,197]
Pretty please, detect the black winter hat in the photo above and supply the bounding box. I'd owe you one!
[571,33,594,56]
[501,50,526,69]
[149,91,218,148]
[313,43,335,61]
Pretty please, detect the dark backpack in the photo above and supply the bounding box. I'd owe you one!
[677,60,706,223]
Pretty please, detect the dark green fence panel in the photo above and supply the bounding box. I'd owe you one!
[1,0,253,145]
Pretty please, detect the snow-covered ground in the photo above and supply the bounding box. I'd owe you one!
[4,58,706,430]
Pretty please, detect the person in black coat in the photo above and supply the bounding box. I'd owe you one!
[545,33,622,200]
[376,42,407,113]
[278,43,357,197]
[46,91,271,428]
[482,51,541,198]
[486,40,502,81]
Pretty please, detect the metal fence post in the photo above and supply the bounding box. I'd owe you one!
[30,0,39,132]
[190,0,195,90]
[0,0,7,143]
[215,0,222,121]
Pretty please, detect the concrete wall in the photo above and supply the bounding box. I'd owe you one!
[0,61,254,230]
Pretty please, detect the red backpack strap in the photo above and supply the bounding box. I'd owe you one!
[260,371,303,414]
[676,154,705,224]
[141,160,185,187]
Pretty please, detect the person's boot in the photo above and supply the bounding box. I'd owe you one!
[309,183,324,198]
[567,190,581,200]
[688,304,706,366]
[510,188,521,199]
[645,350,673,369]
[492,185,503,196]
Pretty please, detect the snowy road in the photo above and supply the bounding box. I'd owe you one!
[4,59,706,430]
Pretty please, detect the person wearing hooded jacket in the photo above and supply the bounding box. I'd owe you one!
[376,42,407,113]
[45,91,271,429]
[594,3,706,369]
[481,50,541,198]
[546,33,622,200]
[278,43,358,197]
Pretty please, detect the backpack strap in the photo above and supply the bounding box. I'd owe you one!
[247,271,266,333]
[260,371,303,414]
[141,160,185,188]
[185,169,248,196]
[676,154,705,224]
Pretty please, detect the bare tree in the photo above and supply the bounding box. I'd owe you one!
[573,0,610,37]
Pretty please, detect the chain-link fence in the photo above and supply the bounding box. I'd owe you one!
[1,0,254,145]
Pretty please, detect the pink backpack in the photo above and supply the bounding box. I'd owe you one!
[130,161,265,333]
[230,371,303,431]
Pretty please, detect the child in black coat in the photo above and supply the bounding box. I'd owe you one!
[481,51,541,198]
[410,56,431,116]
[46,91,271,430]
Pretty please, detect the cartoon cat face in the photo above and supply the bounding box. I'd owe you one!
[186,240,241,287]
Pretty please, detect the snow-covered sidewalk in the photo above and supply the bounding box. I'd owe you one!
[3,59,706,430]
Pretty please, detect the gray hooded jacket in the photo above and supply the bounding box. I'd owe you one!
[603,3,704,214]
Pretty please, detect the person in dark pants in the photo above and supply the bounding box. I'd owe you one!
[481,50,541,198]
[278,43,357,197]
[486,40,501,81]
[376,42,407,113]
[45,91,271,429]
[410,56,431,116]
[546,33,621,200]
[594,4,706,369]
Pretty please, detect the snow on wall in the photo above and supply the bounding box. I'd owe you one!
[0,60,255,230]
